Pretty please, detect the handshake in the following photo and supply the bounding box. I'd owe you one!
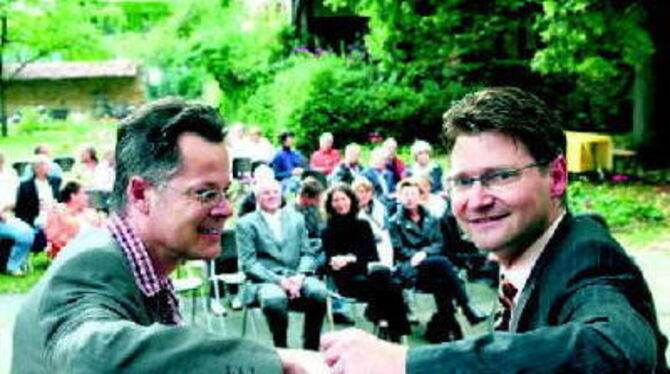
[278,328,407,374]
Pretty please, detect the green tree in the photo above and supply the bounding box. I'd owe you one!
[117,0,290,113]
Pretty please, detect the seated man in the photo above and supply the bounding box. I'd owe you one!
[389,178,485,342]
[11,99,292,373]
[330,143,364,185]
[270,131,305,195]
[236,178,327,350]
[309,132,341,176]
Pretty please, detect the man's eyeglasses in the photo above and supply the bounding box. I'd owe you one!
[166,185,232,208]
[446,161,549,193]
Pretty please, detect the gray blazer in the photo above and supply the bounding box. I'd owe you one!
[11,229,282,374]
[236,208,318,286]
[407,214,669,374]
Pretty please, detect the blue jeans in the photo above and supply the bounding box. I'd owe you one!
[0,219,35,272]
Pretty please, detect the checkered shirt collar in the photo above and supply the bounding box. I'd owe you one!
[107,214,182,325]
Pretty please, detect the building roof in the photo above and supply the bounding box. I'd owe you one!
[4,59,140,81]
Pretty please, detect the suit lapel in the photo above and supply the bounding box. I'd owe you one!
[255,211,282,248]
[510,214,573,331]
[279,209,291,245]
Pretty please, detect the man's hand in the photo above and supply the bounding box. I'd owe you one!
[292,167,305,177]
[329,255,356,271]
[281,274,305,299]
[410,251,427,267]
[277,348,331,374]
[321,329,407,374]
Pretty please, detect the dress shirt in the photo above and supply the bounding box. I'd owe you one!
[261,209,283,241]
[499,210,566,304]
[107,214,181,325]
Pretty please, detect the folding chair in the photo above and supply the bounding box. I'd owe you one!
[173,260,212,330]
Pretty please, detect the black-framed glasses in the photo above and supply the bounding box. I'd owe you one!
[446,161,549,193]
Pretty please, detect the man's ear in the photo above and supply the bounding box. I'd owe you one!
[127,176,152,214]
[549,155,568,199]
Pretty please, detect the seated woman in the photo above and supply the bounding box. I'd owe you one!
[351,177,393,267]
[406,140,443,193]
[417,176,448,218]
[45,181,104,258]
[321,183,410,341]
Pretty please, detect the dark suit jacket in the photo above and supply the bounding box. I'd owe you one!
[12,229,282,374]
[408,214,669,373]
[389,206,444,262]
[14,176,61,226]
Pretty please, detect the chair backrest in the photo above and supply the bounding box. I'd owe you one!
[232,158,252,180]
[218,229,237,261]
[54,156,75,172]
[86,190,111,213]
[12,161,32,176]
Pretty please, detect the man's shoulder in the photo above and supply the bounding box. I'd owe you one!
[48,229,128,276]
[237,210,262,227]
[548,214,632,271]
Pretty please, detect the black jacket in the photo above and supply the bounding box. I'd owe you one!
[322,216,377,277]
[408,214,669,374]
[14,176,61,226]
[389,205,443,264]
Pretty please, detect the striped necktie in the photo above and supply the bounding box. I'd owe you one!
[495,274,518,331]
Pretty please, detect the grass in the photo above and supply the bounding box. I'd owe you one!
[0,121,118,161]
[0,252,49,294]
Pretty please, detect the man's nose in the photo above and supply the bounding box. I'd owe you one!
[210,199,233,218]
[464,183,494,209]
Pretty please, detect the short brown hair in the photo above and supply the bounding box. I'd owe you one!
[443,87,565,164]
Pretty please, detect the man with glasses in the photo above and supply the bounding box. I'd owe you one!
[12,98,326,373]
[321,87,668,373]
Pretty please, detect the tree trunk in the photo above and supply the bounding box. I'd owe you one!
[633,0,670,168]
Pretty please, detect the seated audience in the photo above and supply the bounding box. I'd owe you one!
[330,143,364,185]
[0,151,35,276]
[407,140,443,193]
[309,132,341,176]
[236,178,327,350]
[352,177,393,267]
[389,178,486,342]
[45,181,104,258]
[321,183,410,342]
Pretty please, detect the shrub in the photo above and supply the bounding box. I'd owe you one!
[237,53,471,151]
[568,181,664,229]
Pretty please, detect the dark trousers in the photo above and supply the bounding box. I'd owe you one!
[400,255,470,315]
[257,277,327,350]
[333,267,410,337]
